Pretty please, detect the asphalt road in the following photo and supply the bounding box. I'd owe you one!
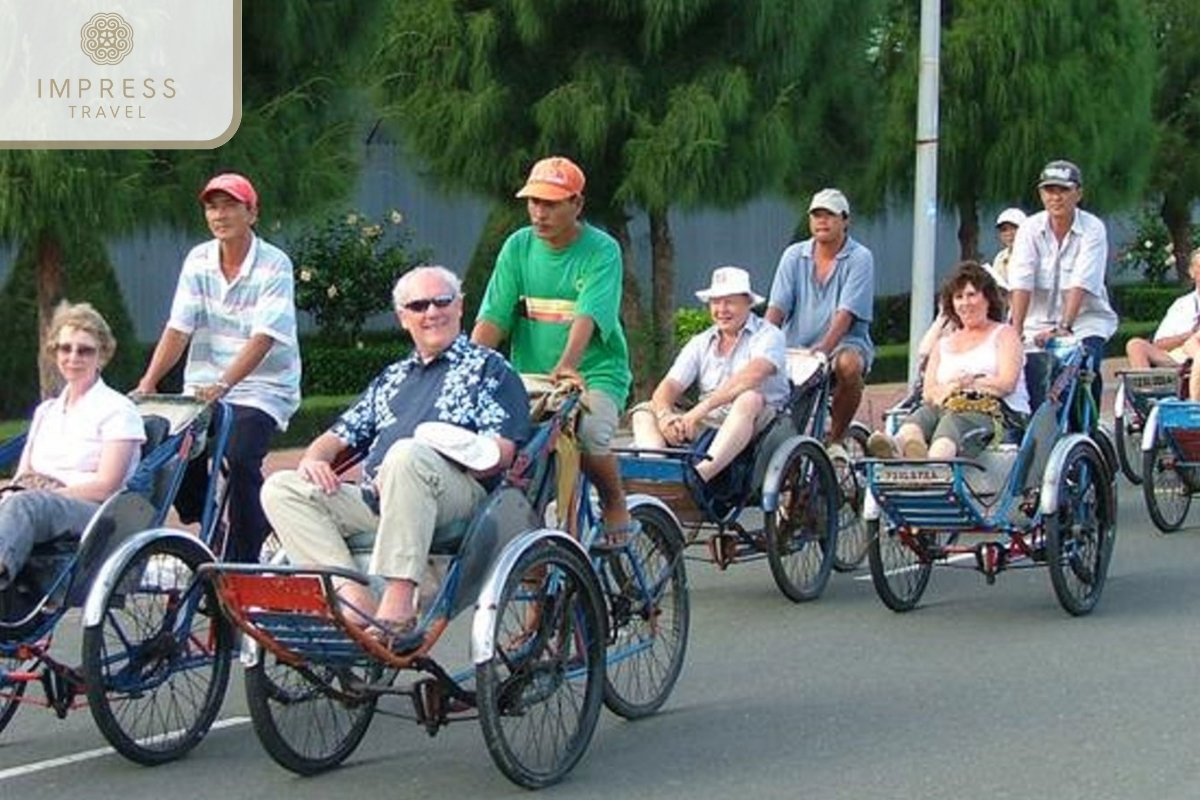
[2,475,1200,800]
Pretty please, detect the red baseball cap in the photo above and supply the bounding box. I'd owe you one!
[515,157,585,201]
[199,173,258,210]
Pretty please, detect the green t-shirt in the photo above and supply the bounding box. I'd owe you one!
[478,223,632,409]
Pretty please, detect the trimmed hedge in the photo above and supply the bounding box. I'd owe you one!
[273,394,357,450]
[301,341,406,397]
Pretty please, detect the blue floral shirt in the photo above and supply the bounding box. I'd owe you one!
[330,335,531,481]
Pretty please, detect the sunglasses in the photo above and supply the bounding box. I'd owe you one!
[402,294,456,313]
[55,343,98,357]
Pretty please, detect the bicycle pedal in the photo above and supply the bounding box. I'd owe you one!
[412,678,446,736]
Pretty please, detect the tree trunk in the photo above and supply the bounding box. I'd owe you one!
[649,209,675,382]
[956,196,980,262]
[35,233,65,400]
[1162,191,1193,285]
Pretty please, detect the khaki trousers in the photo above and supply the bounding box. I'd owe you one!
[261,440,486,582]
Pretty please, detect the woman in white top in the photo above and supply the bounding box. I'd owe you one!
[868,262,1029,459]
[0,302,145,589]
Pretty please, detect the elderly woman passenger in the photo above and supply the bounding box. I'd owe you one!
[630,266,789,483]
[868,261,1029,460]
[0,302,145,588]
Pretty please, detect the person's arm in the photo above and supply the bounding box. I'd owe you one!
[764,305,785,327]
[294,431,354,494]
[136,327,189,394]
[57,439,141,502]
[1006,224,1037,336]
[552,315,594,381]
[648,377,689,446]
[471,319,506,349]
[917,314,949,359]
[920,342,952,406]
[813,310,855,355]
[194,333,275,402]
[681,357,776,427]
[970,327,1023,397]
[1057,220,1109,334]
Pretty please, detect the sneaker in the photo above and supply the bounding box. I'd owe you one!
[866,431,899,459]
[826,441,850,464]
[901,438,929,459]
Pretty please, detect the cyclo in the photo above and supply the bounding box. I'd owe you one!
[0,396,236,764]
[1139,395,1200,532]
[616,349,866,602]
[860,338,1117,616]
[196,378,689,788]
[1112,364,1188,485]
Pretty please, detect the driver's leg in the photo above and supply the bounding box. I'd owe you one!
[829,348,866,443]
[577,390,633,531]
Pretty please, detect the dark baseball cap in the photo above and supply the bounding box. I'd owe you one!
[1037,160,1082,189]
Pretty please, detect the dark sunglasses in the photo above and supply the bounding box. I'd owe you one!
[402,294,456,313]
[55,343,98,357]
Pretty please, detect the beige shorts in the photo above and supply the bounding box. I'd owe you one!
[579,390,621,455]
[629,399,777,439]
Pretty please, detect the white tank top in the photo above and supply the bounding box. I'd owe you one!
[936,324,1030,414]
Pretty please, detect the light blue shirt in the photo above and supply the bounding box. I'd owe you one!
[665,314,790,410]
[167,234,301,429]
[767,235,875,367]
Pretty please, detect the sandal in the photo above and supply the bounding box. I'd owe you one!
[592,519,643,552]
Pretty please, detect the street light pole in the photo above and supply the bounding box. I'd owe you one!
[908,0,941,383]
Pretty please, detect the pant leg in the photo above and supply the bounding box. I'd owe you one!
[1082,336,1107,413]
[260,470,381,572]
[369,441,487,582]
[0,491,99,588]
[223,406,277,563]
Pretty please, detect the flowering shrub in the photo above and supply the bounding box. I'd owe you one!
[1115,209,1180,285]
[292,209,427,343]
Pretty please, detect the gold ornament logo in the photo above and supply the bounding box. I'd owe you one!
[80,12,134,65]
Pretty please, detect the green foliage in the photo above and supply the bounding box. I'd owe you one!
[292,209,428,344]
[1109,283,1188,321]
[868,0,1156,253]
[300,340,406,397]
[0,237,144,418]
[674,307,711,344]
[274,394,358,450]
[1113,207,1199,285]
[462,203,527,330]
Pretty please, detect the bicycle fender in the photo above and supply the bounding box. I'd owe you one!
[470,528,590,665]
[624,493,682,531]
[1038,434,1108,515]
[1141,404,1161,452]
[760,434,825,513]
[82,528,218,628]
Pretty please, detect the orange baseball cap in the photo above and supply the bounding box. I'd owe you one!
[515,157,585,201]
[199,173,258,211]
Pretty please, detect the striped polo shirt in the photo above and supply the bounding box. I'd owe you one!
[167,234,301,429]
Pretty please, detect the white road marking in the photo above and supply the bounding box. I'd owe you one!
[0,716,251,782]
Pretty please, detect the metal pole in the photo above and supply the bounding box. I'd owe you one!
[908,0,940,384]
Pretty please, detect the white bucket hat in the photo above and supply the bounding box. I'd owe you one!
[695,266,765,305]
[414,421,501,472]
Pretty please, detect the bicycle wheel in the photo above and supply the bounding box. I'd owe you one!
[1114,418,1143,485]
[866,519,933,612]
[82,537,232,765]
[0,651,30,734]
[765,439,839,602]
[477,539,605,789]
[1047,441,1116,616]
[833,423,870,572]
[1142,436,1192,532]
[244,652,380,775]
[600,503,689,719]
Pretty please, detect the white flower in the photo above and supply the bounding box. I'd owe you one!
[361,224,383,239]
[1166,241,1175,252]
[389,209,404,225]
[327,284,339,299]
[345,212,360,226]
[1166,255,1177,266]
[299,268,313,283]
[1144,239,1154,249]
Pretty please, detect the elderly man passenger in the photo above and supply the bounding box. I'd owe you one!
[261,266,531,652]
[631,266,789,483]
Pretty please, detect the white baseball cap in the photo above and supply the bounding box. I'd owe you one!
[808,188,850,217]
[995,207,1026,228]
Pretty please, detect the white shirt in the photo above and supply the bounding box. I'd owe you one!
[25,377,146,486]
[666,314,790,409]
[1008,208,1118,341]
[1154,290,1200,342]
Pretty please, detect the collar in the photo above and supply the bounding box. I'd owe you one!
[401,333,470,368]
[703,313,762,346]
